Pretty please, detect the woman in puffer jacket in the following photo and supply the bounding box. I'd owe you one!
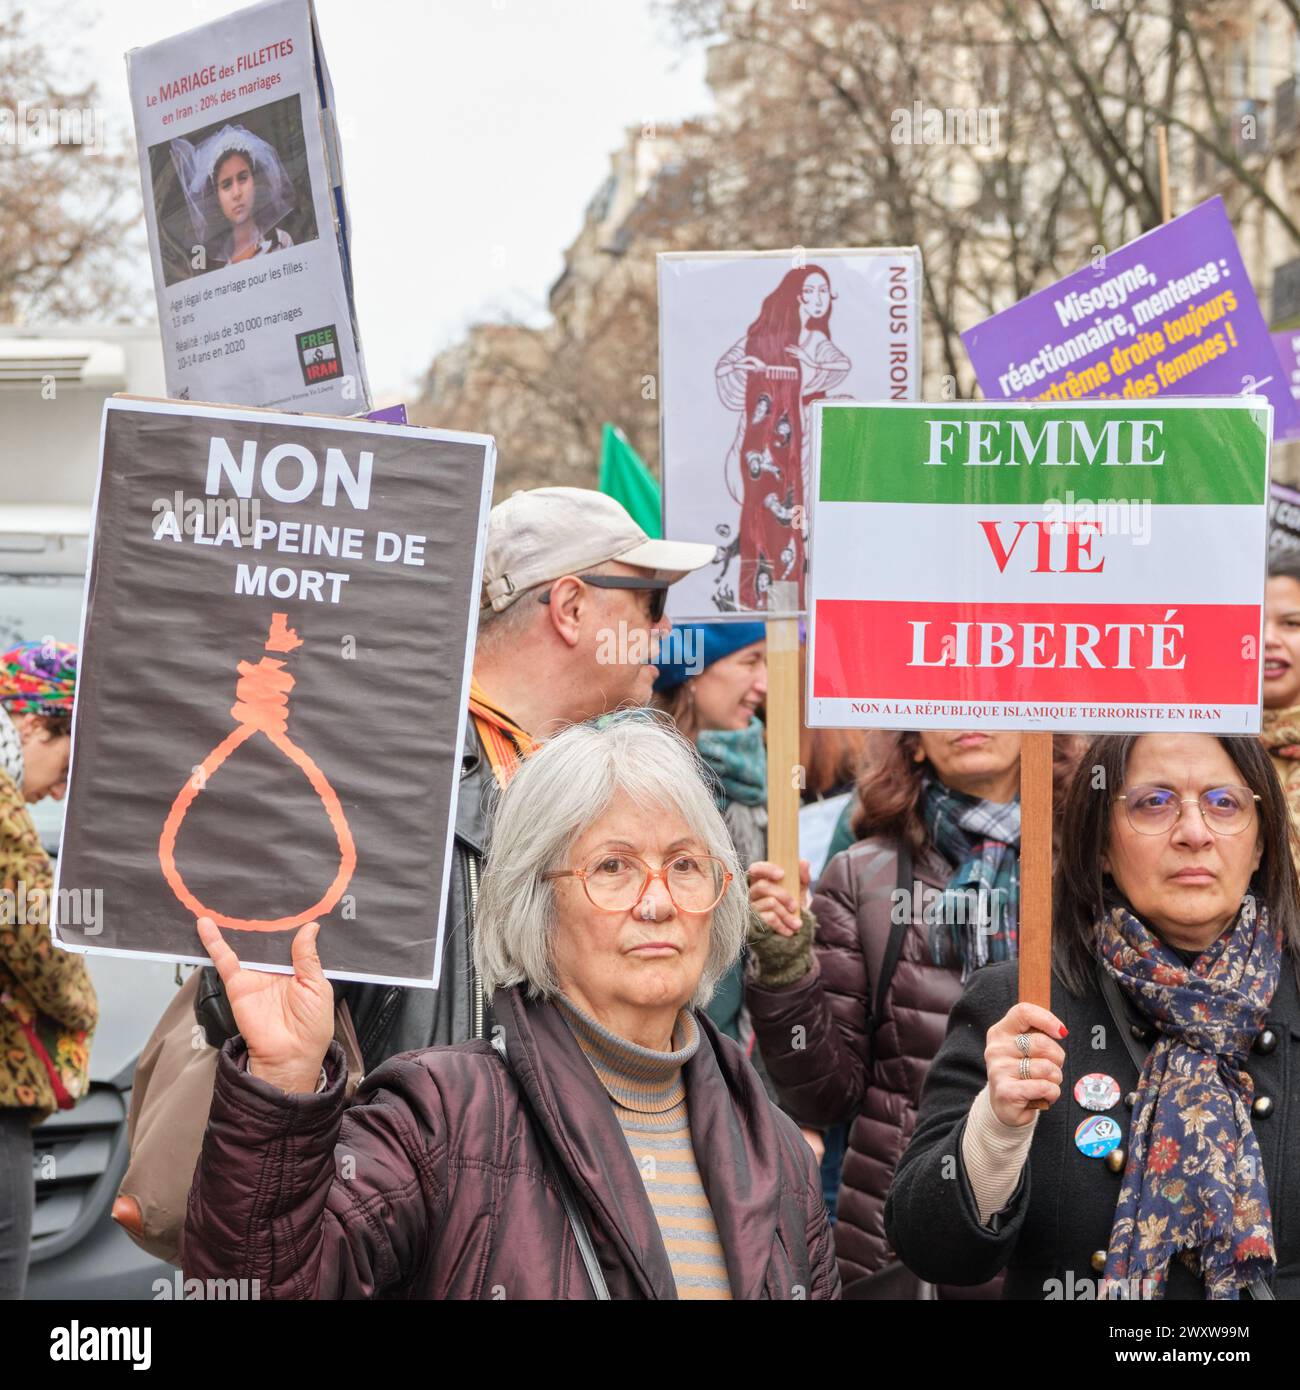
[0,642,97,1299]
[744,729,1078,1297]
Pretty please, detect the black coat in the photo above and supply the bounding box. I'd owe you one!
[885,955,1300,1299]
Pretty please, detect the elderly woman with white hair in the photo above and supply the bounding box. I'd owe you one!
[182,717,839,1300]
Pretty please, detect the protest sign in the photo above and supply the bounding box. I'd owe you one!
[52,399,494,987]
[805,399,1270,735]
[127,0,370,413]
[1271,481,1300,557]
[1270,328,1300,442]
[963,198,1298,439]
[659,248,922,621]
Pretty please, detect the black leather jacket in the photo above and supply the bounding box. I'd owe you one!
[196,724,497,1070]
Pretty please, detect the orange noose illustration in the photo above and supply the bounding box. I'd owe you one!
[158,613,356,931]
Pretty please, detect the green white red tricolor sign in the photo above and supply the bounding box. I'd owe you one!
[805,399,1270,733]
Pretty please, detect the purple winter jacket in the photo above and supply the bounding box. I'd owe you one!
[181,985,839,1300]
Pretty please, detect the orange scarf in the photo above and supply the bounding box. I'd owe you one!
[468,678,539,788]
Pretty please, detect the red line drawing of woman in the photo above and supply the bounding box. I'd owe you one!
[715,265,851,610]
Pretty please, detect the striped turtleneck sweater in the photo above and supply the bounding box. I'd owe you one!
[555,996,733,1300]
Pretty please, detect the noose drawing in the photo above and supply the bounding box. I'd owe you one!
[158,612,356,932]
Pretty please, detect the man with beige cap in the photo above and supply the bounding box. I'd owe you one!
[195,487,713,1054]
[474,487,714,744]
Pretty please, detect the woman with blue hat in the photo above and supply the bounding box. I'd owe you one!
[652,617,826,1168]
[653,621,768,1046]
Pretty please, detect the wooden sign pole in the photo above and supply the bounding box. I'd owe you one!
[764,590,803,907]
[1017,731,1054,1009]
[1019,132,1173,1017]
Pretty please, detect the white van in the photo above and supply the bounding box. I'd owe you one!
[0,326,182,1297]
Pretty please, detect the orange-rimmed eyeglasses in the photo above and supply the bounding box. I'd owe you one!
[543,852,733,914]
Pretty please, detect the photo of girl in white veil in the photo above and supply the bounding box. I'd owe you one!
[169,123,296,270]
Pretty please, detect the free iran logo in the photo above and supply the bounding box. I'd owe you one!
[296,324,342,385]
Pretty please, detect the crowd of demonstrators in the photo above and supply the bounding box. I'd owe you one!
[0,643,97,1300]
[887,733,1299,1301]
[183,719,838,1300]
[111,479,1300,1303]
[742,731,1077,1296]
[1261,553,1300,853]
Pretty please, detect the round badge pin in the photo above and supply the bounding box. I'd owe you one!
[1074,1114,1123,1159]
[1073,1072,1121,1113]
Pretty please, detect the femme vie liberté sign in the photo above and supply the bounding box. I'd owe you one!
[805,399,1269,733]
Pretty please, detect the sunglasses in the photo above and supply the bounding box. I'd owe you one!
[537,573,669,623]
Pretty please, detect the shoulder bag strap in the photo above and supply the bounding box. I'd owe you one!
[490,1032,611,1301]
[1095,961,1148,1076]
[871,839,914,1032]
[1093,961,1275,1301]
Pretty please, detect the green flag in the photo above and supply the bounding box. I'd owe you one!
[598,423,661,537]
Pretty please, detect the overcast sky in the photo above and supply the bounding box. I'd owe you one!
[77,0,711,398]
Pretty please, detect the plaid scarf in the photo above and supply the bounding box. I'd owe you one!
[920,777,1020,981]
[1099,895,1281,1300]
[697,715,767,810]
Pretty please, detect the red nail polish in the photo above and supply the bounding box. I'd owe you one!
[1059,1025,1069,1038]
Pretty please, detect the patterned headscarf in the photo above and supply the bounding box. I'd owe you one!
[0,641,78,717]
[1099,895,1281,1300]
[921,776,1021,981]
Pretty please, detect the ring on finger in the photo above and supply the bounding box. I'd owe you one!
[1018,1056,1032,1080]
[1014,1033,1031,1057]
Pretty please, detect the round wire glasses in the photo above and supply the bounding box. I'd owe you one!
[543,852,733,914]
[1116,785,1261,836]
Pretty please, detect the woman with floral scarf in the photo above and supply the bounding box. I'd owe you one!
[887,733,1300,1301]
[745,730,1078,1297]
[1260,554,1300,860]
[0,641,97,1299]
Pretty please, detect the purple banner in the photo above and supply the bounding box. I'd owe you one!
[1270,330,1300,442]
[963,197,1298,437]
[1271,481,1300,556]
[365,403,408,425]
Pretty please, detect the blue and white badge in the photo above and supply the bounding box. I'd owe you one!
[1074,1114,1123,1159]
